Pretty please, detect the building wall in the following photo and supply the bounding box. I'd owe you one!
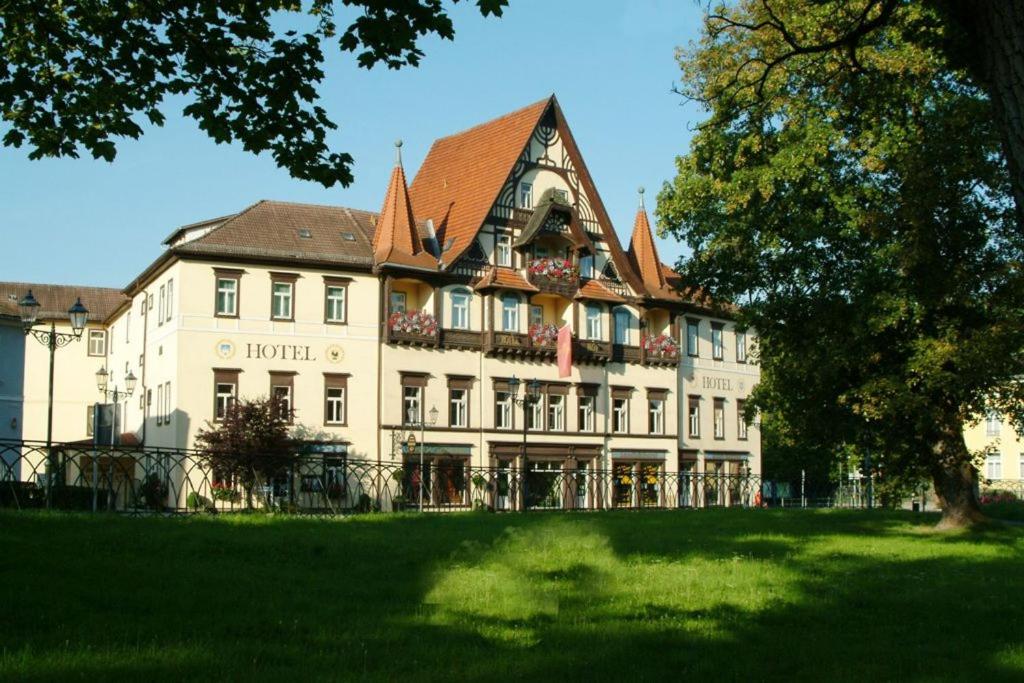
[964,414,1024,482]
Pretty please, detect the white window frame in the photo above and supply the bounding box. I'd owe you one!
[390,291,407,314]
[547,395,565,431]
[325,286,347,323]
[215,382,237,421]
[687,320,699,357]
[985,411,1001,437]
[496,233,512,267]
[450,290,470,330]
[712,326,724,360]
[736,331,747,363]
[450,388,468,428]
[613,398,629,434]
[216,278,238,316]
[714,400,726,439]
[158,284,166,326]
[87,329,107,357]
[529,304,544,329]
[502,295,519,332]
[166,279,174,323]
[527,397,543,431]
[326,387,346,425]
[648,399,665,435]
[986,452,1002,479]
[579,254,594,279]
[613,308,631,345]
[585,305,602,340]
[272,384,293,422]
[403,386,422,426]
[688,399,700,438]
[738,402,749,440]
[272,282,294,320]
[520,181,533,209]
[578,396,595,432]
[496,391,512,429]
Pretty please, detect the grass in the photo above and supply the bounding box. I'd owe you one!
[1,509,1022,682]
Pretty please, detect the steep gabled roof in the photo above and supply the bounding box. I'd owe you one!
[374,150,438,271]
[627,195,667,294]
[409,97,552,268]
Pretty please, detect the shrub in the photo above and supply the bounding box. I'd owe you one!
[138,473,168,511]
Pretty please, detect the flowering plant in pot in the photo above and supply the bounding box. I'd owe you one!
[642,334,679,358]
[388,310,438,336]
[528,322,559,346]
[528,257,577,282]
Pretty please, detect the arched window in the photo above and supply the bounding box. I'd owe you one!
[585,304,602,340]
[613,307,633,345]
[501,294,520,332]
[450,289,471,330]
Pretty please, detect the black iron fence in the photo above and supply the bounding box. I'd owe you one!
[0,440,766,514]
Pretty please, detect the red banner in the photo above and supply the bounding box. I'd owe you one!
[557,324,572,378]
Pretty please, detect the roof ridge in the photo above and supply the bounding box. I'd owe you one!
[431,95,552,143]
[0,280,122,292]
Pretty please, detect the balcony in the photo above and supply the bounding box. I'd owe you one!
[574,338,611,363]
[439,329,483,350]
[484,330,557,358]
[641,334,681,368]
[526,258,579,298]
[386,310,438,347]
[611,344,641,363]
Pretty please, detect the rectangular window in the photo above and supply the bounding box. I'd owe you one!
[688,396,700,438]
[87,329,106,357]
[325,284,347,323]
[270,373,294,424]
[213,370,238,421]
[687,319,699,357]
[613,398,629,433]
[164,381,172,424]
[585,305,602,340]
[711,323,724,360]
[579,254,594,279]
[166,279,174,323]
[216,277,238,317]
[527,397,543,431]
[986,452,1002,479]
[578,395,595,432]
[158,284,165,326]
[502,295,519,332]
[713,398,725,439]
[271,281,294,320]
[86,406,95,437]
[156,384,163,426]
[520,182,533,209]
[736,331,747,363]
[613,308,631,345]
[403,386,422,426]
[125,312,131,343]
[496,233,512,267]
[648,399,665,435]
[324,374,348,425]
[495,391,512,429]
[737,399,749,440]
[529,304,544,329]
[986,411,1001,437]
[547,395,565,431]
[449,388,468,428]
[390,291,407,314]
[450,291,470,330]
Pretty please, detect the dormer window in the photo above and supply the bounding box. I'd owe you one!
[519,182,533,209]
[553,189,569,203]
[298,229,312,239]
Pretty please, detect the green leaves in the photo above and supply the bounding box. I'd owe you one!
[0,0,508,186]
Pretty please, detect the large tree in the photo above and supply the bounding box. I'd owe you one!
[659,0,1024,527]
[0,0,507,186]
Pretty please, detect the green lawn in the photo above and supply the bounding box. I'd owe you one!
[1,509,1022,681]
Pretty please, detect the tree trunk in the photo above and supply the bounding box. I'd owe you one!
[929,418,986,529]
[945,0,1024,230]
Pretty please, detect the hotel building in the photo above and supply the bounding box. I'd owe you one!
[2,96,760,508]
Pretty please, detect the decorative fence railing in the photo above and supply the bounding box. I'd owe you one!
[0,440,766,515]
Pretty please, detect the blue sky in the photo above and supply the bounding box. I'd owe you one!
[1,0,706,288]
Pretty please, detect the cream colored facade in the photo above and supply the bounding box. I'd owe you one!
[965,412,1024,482]
[9,96,761,508]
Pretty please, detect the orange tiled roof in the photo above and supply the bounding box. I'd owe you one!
[575,279,625,303]
[659,263,717,308]
[628,203,666,295]
[474,267,539,293]
[409,97,552,269]
[374,158,438,270]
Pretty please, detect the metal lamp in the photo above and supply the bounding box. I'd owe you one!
[95,367,109,392]
[18,290,40,327]
[125,370,137,397]
[68,298,89,337]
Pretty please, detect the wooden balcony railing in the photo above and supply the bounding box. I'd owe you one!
[484,330,557,357]
[574,338,612,363]
[439,329,483,350]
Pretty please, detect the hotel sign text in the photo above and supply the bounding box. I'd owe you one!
[702,376,732,391]
[246,343,317,361]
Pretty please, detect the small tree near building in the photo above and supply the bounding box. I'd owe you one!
[196,397,296,509]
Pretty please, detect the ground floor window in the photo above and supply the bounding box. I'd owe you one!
[612,462,662,508]
[405,456,469,507]
[525,460,563,509]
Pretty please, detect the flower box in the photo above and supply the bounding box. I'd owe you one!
[528,322,559,346]
[388,310,438,337]
[528,257,578,283]
[642,334,679,359]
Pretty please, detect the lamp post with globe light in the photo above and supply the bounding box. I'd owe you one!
[506,376,541,511]
[95,367,137,445]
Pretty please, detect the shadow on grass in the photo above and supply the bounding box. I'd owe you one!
[1,510,1021,681]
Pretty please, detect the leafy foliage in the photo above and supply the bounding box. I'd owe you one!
[0,0,507,186]
[658,0,1024,524]
[196,396,296,502]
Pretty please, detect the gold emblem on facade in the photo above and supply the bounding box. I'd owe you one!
[215,339,236,360]
[325,344,345,363]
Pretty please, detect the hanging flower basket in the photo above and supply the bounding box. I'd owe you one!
[528,322,559,346]
[388,310,438,337]
[642,334,679,358]
[528,257,578,282]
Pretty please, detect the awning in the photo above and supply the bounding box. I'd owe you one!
[610,449,668,461]
[400,443,473,456]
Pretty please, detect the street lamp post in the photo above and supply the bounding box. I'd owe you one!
[95,367,137,445]
[18,290,89,508]
[506,376,541,511]
[413,405,439,510]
